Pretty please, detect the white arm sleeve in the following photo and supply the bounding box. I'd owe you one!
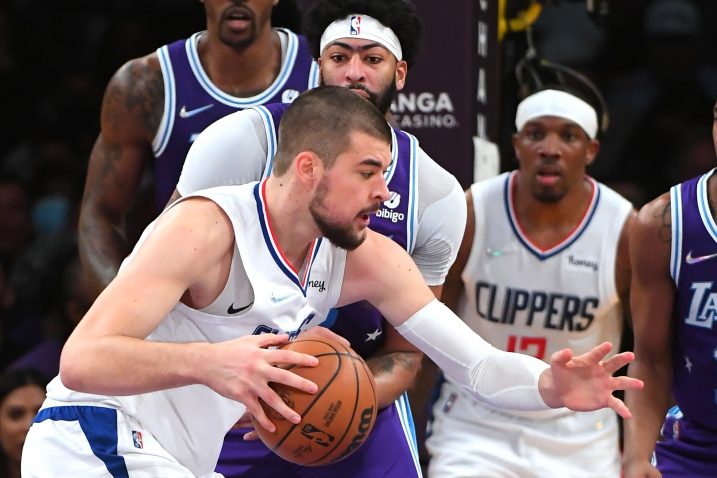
[396,299,551,411]
[176,108,269,196]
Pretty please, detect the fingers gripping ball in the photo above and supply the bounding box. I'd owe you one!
[253,337,378,466]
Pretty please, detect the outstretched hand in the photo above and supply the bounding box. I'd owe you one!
[538,342,644,418]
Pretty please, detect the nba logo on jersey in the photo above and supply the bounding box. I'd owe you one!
[132,430,144,449]
[350,16,361,35]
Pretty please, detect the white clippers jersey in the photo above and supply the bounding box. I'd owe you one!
[44,181,345,477]
[458,171,631,363]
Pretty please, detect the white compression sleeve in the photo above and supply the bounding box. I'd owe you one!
[396,299,551,411]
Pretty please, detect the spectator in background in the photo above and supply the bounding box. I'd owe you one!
[0,368,48,478]
[0,174,33,275]
[592,0,717,206]
[10,245,93,379]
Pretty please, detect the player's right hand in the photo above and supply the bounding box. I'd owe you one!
[203,333,319,432]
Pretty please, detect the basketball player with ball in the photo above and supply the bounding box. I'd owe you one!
[173,1,464,476]
[22,87,643,478]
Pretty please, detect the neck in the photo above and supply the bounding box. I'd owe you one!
[512,173,594,236]
[263,177,321,269]
[198,27,281,97]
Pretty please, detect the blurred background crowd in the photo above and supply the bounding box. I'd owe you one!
[1,0,717,471]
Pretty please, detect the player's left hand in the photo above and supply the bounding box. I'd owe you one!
[297,326,350,348]
[538,342,644,418]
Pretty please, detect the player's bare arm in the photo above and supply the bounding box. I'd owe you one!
[623,193,675,478]
[615,209,637,327]
[78,53,164,295]
[66,197,320,430]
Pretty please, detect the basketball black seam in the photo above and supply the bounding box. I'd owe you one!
[270,340,346,453]
[307,344,363,465]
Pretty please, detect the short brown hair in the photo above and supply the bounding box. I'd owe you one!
[272,86,391,176]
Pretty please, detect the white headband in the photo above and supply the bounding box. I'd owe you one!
[515,89,598,139]
[320,14,403,61]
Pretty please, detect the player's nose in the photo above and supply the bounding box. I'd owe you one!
[345,55,366,82]
[538,133,562,158]
[373,176,390,202]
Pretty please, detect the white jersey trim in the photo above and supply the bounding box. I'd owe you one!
[153,46,176,156]
[670,183,683,285]
[252,105,279,178]
[506,171,600,260]
[186,29,300,107]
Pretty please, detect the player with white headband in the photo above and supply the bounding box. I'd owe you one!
[172,0,464,476]
[426,86,638,477]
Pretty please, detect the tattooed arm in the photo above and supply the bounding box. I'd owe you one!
[622,193,675,478]
[78,54,164,296]
[364,285,442,409]
[367,326,423,409]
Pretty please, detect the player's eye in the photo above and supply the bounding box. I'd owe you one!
[526,130,544,140]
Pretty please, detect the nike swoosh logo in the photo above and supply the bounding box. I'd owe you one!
[179,103,214,119]
[271,293,293,304]
[685,250,717,265]
[227,301,253,314]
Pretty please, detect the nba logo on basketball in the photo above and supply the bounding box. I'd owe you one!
[132,430,143,449]
[350,16,360,35]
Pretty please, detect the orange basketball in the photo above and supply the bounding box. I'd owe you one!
[252,336,378,466]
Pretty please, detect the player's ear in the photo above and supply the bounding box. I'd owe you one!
[295,151,323,183]
[395,60,408,91]
[585,139,600,167]
[511,132,522,159]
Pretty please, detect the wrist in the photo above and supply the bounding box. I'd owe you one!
[181,342,213,386]
[537,368,561,408]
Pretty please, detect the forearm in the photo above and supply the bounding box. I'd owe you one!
[367,350,423,408]
[622,359,672,467]
[78,211,129,294]
[396,299,549,411]
[60,334,210,395]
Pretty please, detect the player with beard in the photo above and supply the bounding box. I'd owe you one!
[22,86,642,478]
[172,0,464,475]
[426,88,637,477]
[78,0,317,298]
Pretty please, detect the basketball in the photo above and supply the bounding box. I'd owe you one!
[252,336,378,466]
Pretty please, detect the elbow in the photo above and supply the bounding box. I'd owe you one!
[59,345,91,392]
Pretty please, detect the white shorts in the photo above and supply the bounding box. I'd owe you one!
[426,382,620,478]
[22,405,223,478]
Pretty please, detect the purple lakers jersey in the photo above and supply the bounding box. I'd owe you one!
[151,29,318,209]
[670,170,717,430]
[256,102,419,358]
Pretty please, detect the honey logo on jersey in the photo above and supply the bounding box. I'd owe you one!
[308,279,326,292]
[566,254,599,272]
